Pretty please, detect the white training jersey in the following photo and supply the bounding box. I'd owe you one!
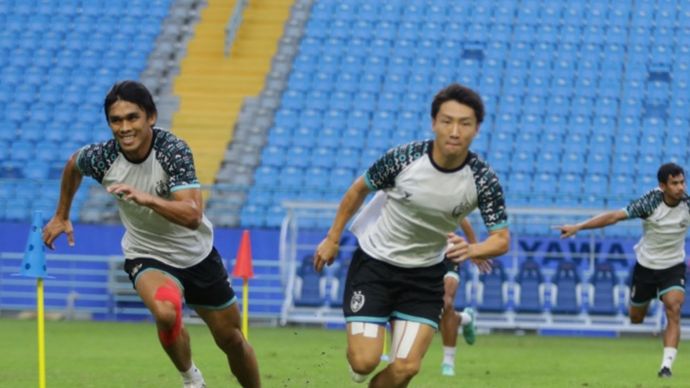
[625,188,690,270]
[76,128,213,268]
[351,140,509,268]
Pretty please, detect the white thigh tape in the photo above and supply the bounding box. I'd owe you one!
[392,321,419,359]
[350,322,379,338]
[350,322,364,335]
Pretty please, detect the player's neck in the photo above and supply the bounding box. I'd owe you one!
[431,147,468,170]
[662,193,681,207]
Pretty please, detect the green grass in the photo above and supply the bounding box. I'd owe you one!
[1,318,686,387]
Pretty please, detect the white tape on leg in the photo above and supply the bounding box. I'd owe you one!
[394,321,419,359]
[363,323,378,338]
[390,321,403,359]
[350,322,364,335]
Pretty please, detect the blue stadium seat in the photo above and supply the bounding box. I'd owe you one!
[260,145,286,168]
[285,146,311,168]
[329,256,351,307]
[294,255,326,307]
[514,258,545,313]
[587,262,620,315]
[476,260,510,313]
[550,261,582,315]
[278,166,304,190]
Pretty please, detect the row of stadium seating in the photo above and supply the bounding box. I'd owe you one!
[289,255,690,318]
[308,0,687,27]
[0,0,172,222]
[233,0,690,228]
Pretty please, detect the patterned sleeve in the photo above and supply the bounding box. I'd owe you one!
[75,140,119,184]
[470,155,509,231]
[154,130,200,192]
[625,189,663,219]
[363,141,430,191]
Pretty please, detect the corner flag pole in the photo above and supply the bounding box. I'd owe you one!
[232,230,255,340]
[15,211,49,388]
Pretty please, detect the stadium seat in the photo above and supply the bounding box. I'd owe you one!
[294,255,327,307]
[550,261,583,315]
[476,260,510,313]
[329,256,351,307]
[514,258,546,314]
[587,262,622,315]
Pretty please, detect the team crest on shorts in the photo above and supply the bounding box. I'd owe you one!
[351,290,365,313]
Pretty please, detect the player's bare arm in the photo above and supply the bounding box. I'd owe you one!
[446,228,509,263]
[314,177,371,272]
[458,218,492,272]
[107,184,203,230]
[557,210,628,238]
[43,152,82,249]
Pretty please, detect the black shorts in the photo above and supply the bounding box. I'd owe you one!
[630,262,686,305]
[444,259,460,280]
[123,247,236,309]
[342,248,446,329]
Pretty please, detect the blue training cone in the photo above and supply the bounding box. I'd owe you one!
[18,211,48,278]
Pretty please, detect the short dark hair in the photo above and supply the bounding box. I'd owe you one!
[657,162,685,184]
[104,80,157,122]
[430,83,485,124]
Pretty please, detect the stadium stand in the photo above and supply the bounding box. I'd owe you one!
[201,0,690,229]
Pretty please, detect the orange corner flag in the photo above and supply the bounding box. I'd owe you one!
[233,230,254,279]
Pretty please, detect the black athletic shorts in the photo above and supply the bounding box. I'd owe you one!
[444,258,460,279]
[630,262,686,305]
[123,247,236,309]
[342,248,446,329]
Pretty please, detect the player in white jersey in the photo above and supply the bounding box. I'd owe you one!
[557,163,688,378]
[314,84,510,387]
[42,81,261,388]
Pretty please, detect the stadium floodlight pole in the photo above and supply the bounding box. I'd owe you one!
[232,230,255,339]
[14,211,50,388]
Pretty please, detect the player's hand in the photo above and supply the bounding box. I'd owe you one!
[472,258,492,274]
[445,232,472,263]
[107,183,151,206]
[42,216,75,250]
[314,237,339,272]
[555,224,579,239]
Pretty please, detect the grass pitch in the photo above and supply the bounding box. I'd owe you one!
[1,318,686,387]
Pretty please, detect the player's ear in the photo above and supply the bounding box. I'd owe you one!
[147,111,157,128]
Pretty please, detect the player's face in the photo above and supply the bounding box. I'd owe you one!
[432,100,479,160]
[660,174,686,203]
[107,100,156,160]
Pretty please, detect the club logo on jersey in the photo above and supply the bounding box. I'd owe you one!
[155,179,170,198]
[350,291,365,313]
[681,278,685,286]
[452,202,471,218]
